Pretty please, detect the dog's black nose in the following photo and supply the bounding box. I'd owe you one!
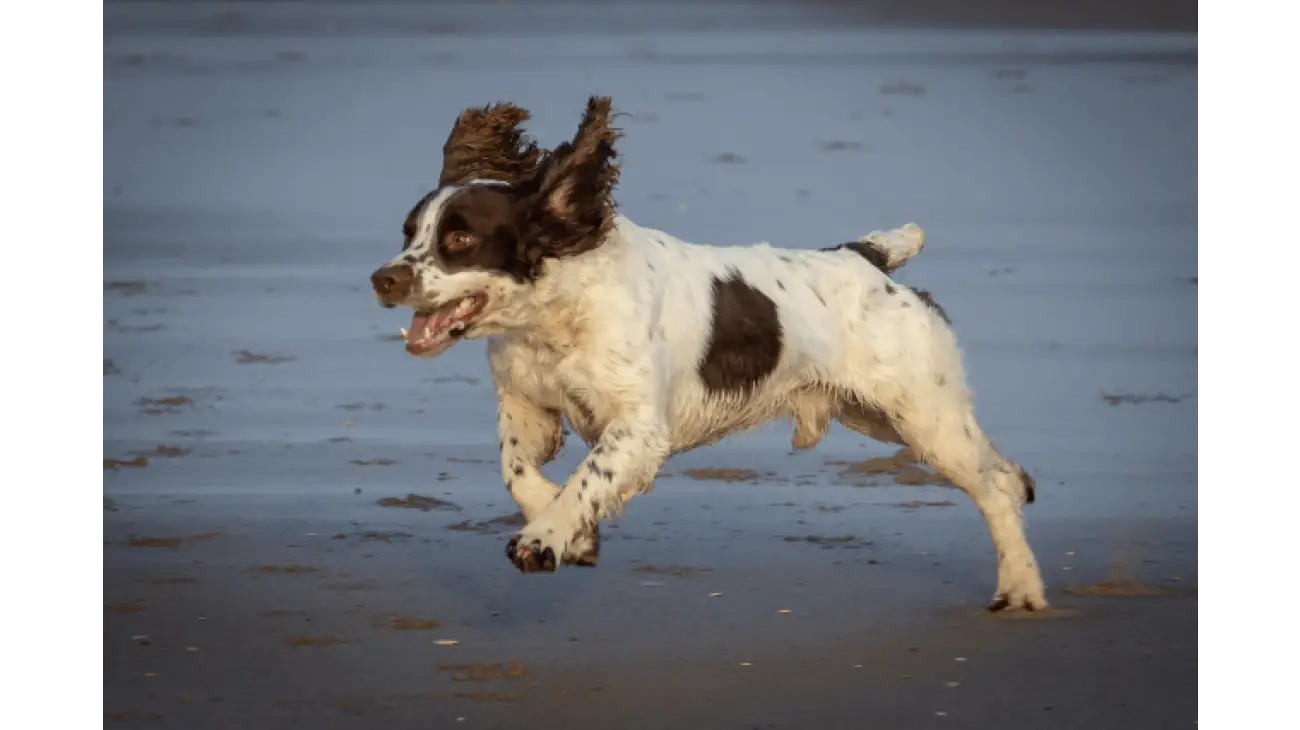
[370,264,414,307]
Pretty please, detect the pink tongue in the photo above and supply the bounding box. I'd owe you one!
[408,312,430,338]
[410,306,457,341]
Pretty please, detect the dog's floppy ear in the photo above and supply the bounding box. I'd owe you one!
[438,102,542,186]
[516,96,622,263]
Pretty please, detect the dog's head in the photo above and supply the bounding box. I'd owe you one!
[370,97,621,358]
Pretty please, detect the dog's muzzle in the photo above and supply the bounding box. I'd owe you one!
[371,264,413,308]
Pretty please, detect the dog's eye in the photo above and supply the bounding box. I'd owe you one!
[444,231,479,253]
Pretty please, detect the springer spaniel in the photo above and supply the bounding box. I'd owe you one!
[370,98,1047,612]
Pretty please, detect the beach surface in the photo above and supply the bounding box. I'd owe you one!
[104,2,1197,727]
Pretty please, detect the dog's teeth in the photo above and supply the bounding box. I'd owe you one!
[400,327,409,338]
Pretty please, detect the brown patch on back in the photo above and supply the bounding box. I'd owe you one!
[438,103,541,187]
[699,270,783,393]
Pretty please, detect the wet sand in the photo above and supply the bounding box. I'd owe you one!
[105,2,1197,727]
[105,489,1195,727]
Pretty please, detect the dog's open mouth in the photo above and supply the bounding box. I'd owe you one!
[403,294,487,357]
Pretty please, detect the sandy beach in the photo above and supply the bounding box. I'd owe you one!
[105,2,1197,726]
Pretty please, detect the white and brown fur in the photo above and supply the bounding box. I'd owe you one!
[370,98,1047,611]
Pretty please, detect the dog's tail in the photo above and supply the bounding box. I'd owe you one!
[858,223,925,274]
[821,223,926,275]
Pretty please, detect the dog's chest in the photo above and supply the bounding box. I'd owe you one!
[489,338,615,444]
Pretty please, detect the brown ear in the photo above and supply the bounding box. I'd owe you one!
[438,102,542,186]
[518,96,622,262]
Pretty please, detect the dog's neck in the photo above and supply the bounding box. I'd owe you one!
[491,243,613,358]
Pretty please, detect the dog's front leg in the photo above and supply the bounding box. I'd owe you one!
[505,411,668,573]
[497,391,610,567]
[496,391,563,523]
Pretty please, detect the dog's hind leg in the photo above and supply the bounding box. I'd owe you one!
[889,384,1045,611]
[843,359,1044,611]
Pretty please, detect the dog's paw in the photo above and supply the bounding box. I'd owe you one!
[988,554,1047,612]
[506,520,601,572]
[987,586,1049,613]
[505,533,558,573]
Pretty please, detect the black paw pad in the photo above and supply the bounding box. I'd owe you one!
[506,536,558,574]
[987,594,1039,613]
